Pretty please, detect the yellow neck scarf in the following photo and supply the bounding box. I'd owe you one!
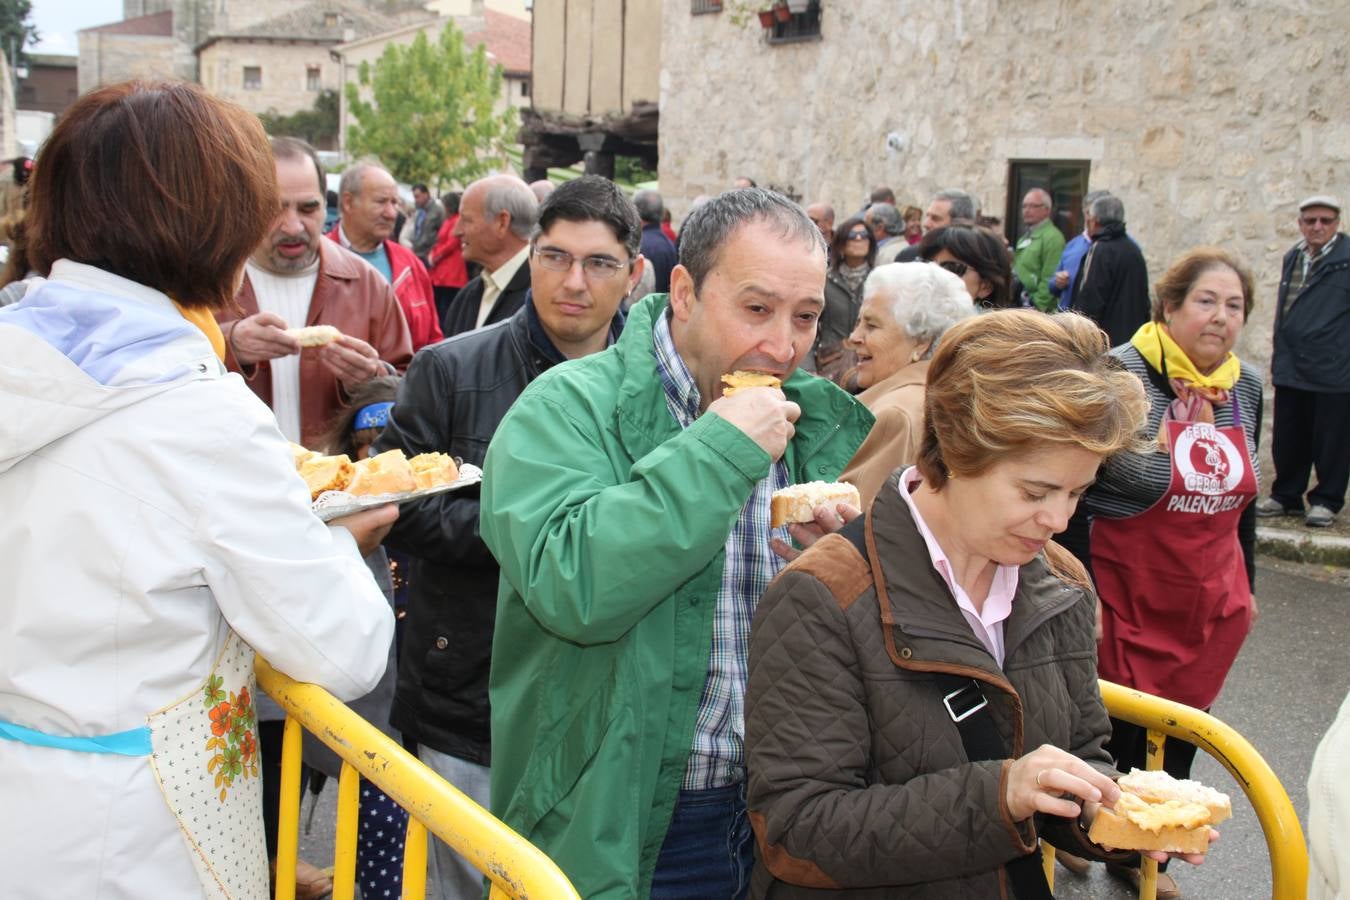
[1130,321,1240,391]
[172,301,226,363]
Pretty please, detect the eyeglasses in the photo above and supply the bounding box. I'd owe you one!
[1301,215,1339,226]
[927,258,970,277]
[845,231,870,241]
[533,247,628,279]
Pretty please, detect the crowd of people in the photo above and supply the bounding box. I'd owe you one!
[0,80,1347,900]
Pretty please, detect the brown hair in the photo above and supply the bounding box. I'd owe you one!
[314,375,401,457]
[26,81,277,310]
[917,309,1149,489]
[1152,246,1255,323]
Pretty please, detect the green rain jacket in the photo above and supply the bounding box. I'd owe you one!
[1013,218,1067,313]
[480,294,874,899]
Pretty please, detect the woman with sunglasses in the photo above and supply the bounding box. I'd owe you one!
[815,216,876,381]
[918,224,1016,309]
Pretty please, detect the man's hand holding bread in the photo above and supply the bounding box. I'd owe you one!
[228,311,302,363]
[707,371,800,462]
[229,312,383,389]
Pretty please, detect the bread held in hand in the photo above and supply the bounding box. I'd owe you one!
[1088,769,1230,855]
[770,482,860,528]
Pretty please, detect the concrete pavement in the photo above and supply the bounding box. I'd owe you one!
[1054,556,1348,899]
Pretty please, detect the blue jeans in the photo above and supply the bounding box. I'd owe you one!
[650,783,753,900]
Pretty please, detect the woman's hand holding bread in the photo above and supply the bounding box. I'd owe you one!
[1007,744,1121,822]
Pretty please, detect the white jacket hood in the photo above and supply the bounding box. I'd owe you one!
[0,260,223,474]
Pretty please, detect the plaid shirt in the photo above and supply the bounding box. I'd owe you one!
[1284,233,1341,316]
[652,310,789,790]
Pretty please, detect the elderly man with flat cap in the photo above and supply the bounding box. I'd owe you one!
[1258,194,1350,527]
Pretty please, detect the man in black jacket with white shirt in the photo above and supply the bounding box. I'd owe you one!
[372,176,644,900]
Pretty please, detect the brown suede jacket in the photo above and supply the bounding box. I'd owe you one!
[746,482,1124,899]
[218,239,413,447]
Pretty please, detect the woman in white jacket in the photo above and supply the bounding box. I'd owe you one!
[0,81,396,899]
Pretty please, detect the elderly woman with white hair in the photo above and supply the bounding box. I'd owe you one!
[840,262,977,504]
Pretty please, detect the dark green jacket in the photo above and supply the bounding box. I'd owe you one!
[480,294,874,898]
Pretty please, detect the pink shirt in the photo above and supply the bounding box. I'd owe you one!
[896,467,1018,666]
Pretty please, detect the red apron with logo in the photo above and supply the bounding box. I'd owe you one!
[1091,408,1255,710]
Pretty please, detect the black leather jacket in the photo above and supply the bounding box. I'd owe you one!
[373,305,555,764]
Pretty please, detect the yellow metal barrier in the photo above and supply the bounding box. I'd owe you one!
[1046,680,1308,900]
[257,658,581,900]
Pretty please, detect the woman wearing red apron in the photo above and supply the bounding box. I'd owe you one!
[1075,248,1262,900]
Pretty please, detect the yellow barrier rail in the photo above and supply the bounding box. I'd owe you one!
[1044,680,1307,900]
[257,658,581,900]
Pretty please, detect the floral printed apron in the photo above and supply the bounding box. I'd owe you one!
[147,630,269,898]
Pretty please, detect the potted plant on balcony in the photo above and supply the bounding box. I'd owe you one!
[757,7,776,27]
[773,2,792,23]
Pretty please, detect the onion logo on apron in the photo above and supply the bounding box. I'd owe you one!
[1173,423,1245,495]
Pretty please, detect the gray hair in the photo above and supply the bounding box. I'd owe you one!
[1084,189,1112,209]
[633,189,664,224]
[1090,194,1125,227]
[338,159,385,200]
[869,202,904,236]
[678,188,826,293]
[481,177,539,241]
[863,262,977,359]
[933,188,976,223]
[1025,187,1054,210]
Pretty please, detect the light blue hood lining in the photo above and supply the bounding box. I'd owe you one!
[0,279,205,387]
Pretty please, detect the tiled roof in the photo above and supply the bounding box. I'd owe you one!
[79,10,173,37]
[464,9,530,74]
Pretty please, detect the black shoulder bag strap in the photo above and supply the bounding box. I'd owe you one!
[837,516,1055,899]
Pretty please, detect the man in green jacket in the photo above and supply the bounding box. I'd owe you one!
[1013,188,1067,312]
[480,189,874,899]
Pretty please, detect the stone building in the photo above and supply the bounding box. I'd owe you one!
[196,0,408,119]
[77,10,178,94]
[0,50,15,161]
[520,0,660,181]
[660,0,1350,365]
[77,0,433,96]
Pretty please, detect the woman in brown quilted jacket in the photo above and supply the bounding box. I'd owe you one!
[746,310,1211,899]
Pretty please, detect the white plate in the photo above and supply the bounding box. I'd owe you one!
[311,464,483,522]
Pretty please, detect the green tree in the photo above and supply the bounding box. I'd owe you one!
[0,0,38,68]
[259,90,339,147]
[345,21,516,186]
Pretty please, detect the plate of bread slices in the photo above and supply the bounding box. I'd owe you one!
[1089,769,1231,855]
[290,443,482,522]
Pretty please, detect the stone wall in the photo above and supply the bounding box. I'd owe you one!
[199,41,341,117]
[77,32,179,94]
[660,0,1350,367]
